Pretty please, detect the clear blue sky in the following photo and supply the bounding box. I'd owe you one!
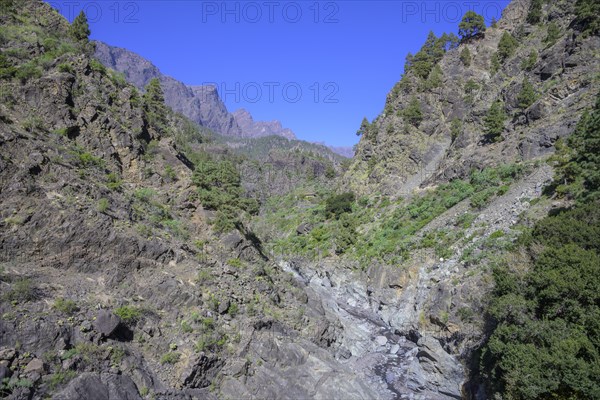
[50,1,508,147]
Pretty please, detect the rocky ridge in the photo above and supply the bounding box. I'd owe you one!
[345,0,600,197]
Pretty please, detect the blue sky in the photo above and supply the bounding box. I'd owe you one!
[50,1,508,147]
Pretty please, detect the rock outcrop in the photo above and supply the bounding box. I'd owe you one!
[232,108,296,140]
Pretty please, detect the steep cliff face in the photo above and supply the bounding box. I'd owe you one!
[345,0,599,197]
[94,41,243,137]
[232,108,296,140]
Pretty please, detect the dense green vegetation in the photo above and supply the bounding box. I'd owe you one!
[191,152,259,231]
[481,93,600,399]
[261,163,527,266]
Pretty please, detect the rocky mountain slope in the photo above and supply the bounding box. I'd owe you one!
[345,0,599,197]
[232,108,296,140]
[1,0,598,399]
[94,41,242,137]
[95,42,352,159]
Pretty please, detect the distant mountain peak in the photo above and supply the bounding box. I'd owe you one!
[232,108,296,140]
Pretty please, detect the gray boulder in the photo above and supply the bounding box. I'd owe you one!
[93,310,121,337]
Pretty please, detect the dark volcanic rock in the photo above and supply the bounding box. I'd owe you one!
[54,373,142,400]
[94,310,121,337]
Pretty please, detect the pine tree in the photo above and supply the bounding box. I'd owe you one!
[490,53,500,74]
[464,79,480,104]
[520,50,538,71]
[425,65,443,89]
[484,100,506,142]
[404,52,414,73]
[527,0,543,24]
[517,77,537,109]
[69,11,90,42]
[143,78,168,133]
[356,117,370,136]
[411,31,439,79]
[458,11,486,41]
[450,118,462,142]
[575,0,600,37]
[545,22,561,45]
[403,96,423,127]
[497,32,518,60]
[460,47,472,67]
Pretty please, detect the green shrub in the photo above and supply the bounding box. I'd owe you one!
[89,59,105,74]
[15,62,42,82]
[490,53,500,74]
[77,151,103,167]
[134,188,156,202]
[97,198,109,213]
[227,302,239,317]
[162,219,189,240]
[164,165,177,181]
[456,212,476,228]
[53,298,78,314]
[48,370,76,390]
[575,0,600,37]
[227,258,243,268]
[135,223,153,238]
[497,32,518,61]
[106,173,122,191]
[459,46,471,67]
[464,79,480,104]
[544,22,561,45]
[526,0,543,24]
[457,307,474,322]
[114,305,141,322]
[57,62,73,74]
[403,96,423,127]
[325,192,355,218]
[4,278,34,303]
[520,50,538,71]
[450,118,462,141]
[160,352,180,365]
[180,320,193,333]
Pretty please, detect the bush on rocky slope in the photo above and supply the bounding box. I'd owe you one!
[481,93,600,399]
